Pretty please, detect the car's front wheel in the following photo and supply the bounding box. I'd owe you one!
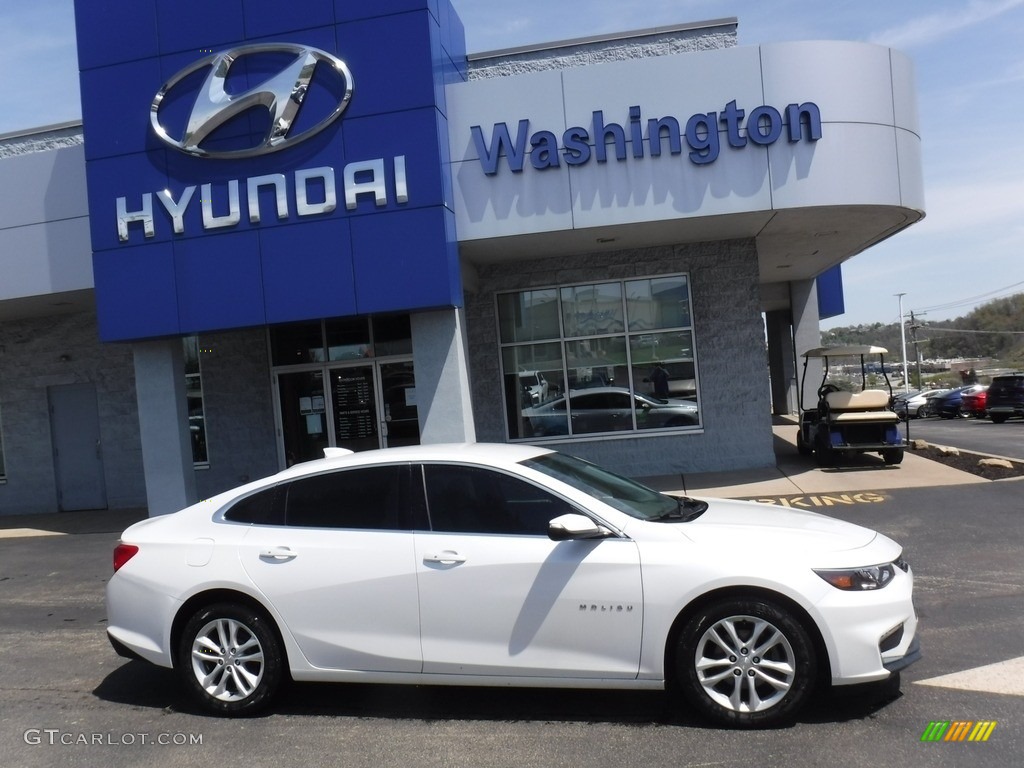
[177,602,284,716]
[676,598,817,728]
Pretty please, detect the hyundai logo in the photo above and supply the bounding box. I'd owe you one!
[150,43,353,159]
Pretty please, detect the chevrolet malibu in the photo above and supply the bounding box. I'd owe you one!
[106,443,919,727]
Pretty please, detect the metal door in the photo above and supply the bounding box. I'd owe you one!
[48,383,107,511]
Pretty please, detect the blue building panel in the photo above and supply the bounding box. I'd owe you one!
[350,208,460,315]
[155,0,246,56]
[73,0,159,71]
[173,233,267,332]
[334,0,439,24]
[243,0,337,40]
[817,265,846,320]
[260,219,359,324]
[75,0,467,342]
[92,242,180,340]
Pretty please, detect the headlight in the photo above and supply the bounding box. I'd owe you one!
[814,563,896,591]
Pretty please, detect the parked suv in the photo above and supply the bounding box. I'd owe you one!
[986,373,1024,423]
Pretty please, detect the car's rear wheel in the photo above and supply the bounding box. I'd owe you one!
[676,598,817,728]
[991,413,1008,424]
[177,603,283,716]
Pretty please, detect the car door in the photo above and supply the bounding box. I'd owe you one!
[237,464,422,673]
[571,391,633,433]
[414,463,643,679]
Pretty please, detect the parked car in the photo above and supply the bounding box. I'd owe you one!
[893,388,948,419]
[523,386,698,436]
[986,373,1024,423]
[106,443,919,727]
[959,386,989,418]
[518,371,550,404]
[931,384,986,419]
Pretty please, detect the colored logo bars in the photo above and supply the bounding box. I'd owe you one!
[921,720,997,743]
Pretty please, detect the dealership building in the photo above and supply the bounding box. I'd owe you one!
[0,1,924,516]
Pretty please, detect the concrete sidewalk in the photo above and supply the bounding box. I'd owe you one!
[640,419,985,498]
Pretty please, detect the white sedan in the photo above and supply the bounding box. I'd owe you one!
[106,443,919,727]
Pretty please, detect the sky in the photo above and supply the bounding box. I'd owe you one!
[2,0,1023,330]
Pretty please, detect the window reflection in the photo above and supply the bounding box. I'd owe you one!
[498,274,700,441]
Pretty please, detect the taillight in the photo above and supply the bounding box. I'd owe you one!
[113,543,139,572]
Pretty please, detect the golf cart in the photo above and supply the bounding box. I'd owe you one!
[796,345,904,466]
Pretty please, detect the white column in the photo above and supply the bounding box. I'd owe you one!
[790,279,822,411]
[411,308,477,444]
[133,339,198,516]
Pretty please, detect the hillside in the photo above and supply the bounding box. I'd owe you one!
[820,293,1024,367]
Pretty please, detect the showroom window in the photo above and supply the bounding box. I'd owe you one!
[497,274,699,440]
[183,337,208,468]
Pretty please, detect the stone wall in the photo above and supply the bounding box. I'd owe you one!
[0,312,144,514]
[193,328,279,498]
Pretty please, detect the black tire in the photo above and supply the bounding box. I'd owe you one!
[915,405,927,418]
[796,429,812,457]
[882,447,904,465]
[991,414,1008,424]
[177,602,284,716]
[676,598,818,728]
[814,431,834,467]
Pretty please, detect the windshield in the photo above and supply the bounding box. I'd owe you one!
[522,452,680,521]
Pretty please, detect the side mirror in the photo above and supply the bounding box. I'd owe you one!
[548,513,612,541]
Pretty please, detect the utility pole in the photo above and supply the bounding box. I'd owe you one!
[896,293,909,392]
[910,310,924,388]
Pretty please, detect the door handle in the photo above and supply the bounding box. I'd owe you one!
[259,547,298,561]
[423,551,466,565]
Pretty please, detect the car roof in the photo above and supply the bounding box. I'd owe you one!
[274,442,556,481]
[802,345,888,358]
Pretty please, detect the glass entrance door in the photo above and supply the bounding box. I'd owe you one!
[277,370,329,466]
[378,360,419,448]
[277,360,419,466]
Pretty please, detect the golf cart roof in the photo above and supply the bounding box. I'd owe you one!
[802,345,889,358]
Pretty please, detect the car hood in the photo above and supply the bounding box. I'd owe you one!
[671,498,892,564]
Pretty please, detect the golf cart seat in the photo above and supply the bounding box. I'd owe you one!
[823,390,899,423]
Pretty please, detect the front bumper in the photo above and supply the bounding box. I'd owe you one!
[884,634,922,673]
[816,567,920,685]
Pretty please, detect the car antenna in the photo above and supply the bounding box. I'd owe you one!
[680,472,687,495]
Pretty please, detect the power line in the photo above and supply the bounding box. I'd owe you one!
[915,282,1024,315]
[921,327,1024,335]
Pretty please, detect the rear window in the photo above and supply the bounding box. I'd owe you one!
[991,376,1024,393]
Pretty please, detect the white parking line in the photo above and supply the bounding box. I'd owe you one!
[915,656,1024,696]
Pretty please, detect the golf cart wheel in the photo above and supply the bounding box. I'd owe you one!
[813,432,834,467]
[796,429,813,457]
[882,448,904,465]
